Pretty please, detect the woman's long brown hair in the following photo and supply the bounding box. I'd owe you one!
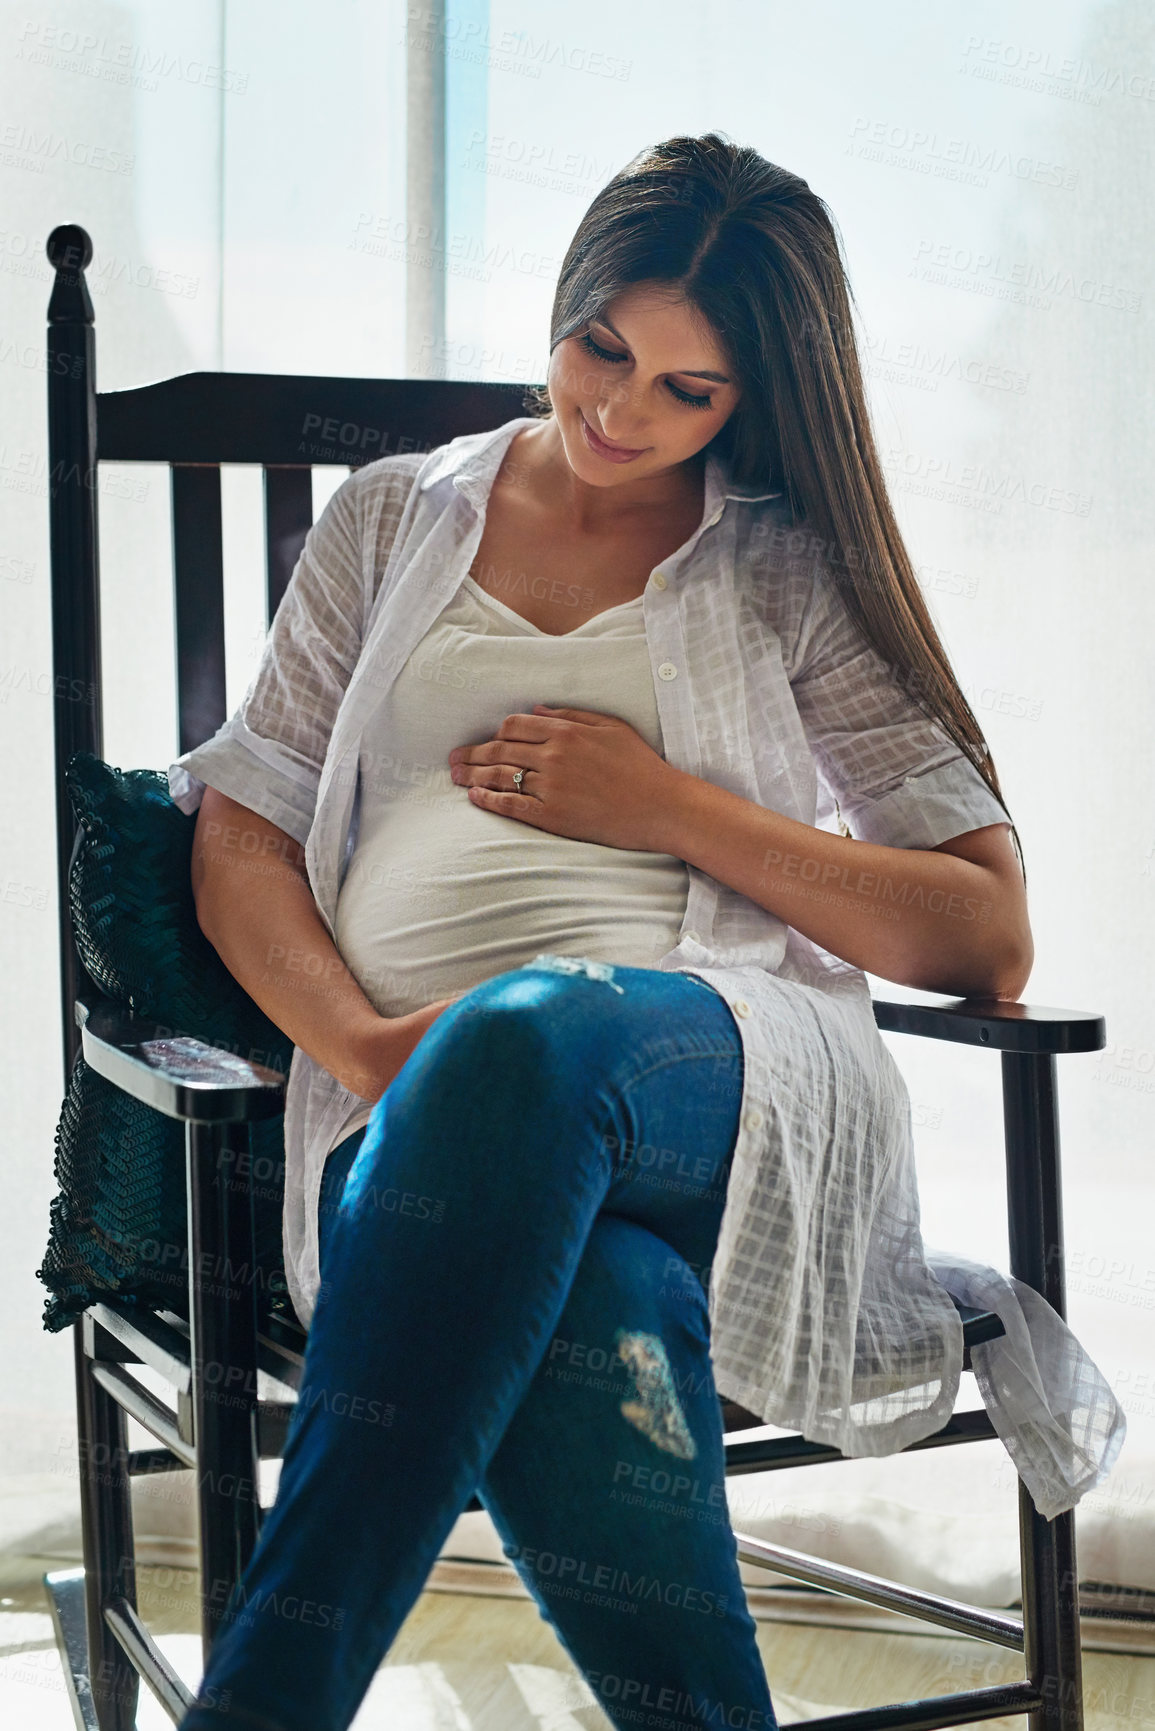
[523,132,1025,888]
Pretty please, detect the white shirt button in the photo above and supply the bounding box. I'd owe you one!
[651,571,667,591]
[732,998,752,1018]
[683,929,700,944]
[658,662,678,681]
[743,1107,764,1132]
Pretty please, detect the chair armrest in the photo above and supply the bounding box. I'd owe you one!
[76,997,287,1123]
[871,994,1105,1054]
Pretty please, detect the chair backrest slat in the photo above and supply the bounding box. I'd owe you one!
[95,371,531,466]
[171,466,227,755]
[263,467,315,625]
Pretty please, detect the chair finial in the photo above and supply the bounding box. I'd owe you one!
[47,224,94,323]
[47,224,93,272]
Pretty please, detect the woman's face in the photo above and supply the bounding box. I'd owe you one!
[546,282,742,488]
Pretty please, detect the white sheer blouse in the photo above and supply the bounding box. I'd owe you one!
[168,415,1124,1518]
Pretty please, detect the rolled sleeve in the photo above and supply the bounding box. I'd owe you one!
[789,562,1012,851]
[168,716,322,848]
[846,755,1012,850]
[167,469,365,848]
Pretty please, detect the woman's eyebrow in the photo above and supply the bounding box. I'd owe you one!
[594,314,732,384]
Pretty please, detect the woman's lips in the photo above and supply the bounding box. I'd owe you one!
[580,413,647,464]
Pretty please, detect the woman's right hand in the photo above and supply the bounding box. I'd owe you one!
[342,995,462,1103]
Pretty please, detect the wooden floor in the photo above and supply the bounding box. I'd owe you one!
[1,1553,1153,1728]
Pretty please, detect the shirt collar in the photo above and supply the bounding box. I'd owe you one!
[419,415,782,530]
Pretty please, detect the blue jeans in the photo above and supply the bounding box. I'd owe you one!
[179,958,777,1731]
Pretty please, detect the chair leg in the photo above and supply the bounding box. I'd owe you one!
[1020,1489,1083,1731]
[187,1121,262,1668]
[1002,1050,1085,1731]
[74,1320,140,1731]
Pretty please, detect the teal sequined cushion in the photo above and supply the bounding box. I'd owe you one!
[38,751,295,1332]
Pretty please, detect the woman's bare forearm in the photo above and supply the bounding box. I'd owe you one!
[190,787,390,1098]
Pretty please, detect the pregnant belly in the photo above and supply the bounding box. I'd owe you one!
[333,801,689,1018]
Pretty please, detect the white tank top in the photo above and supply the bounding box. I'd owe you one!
[328,575,691,1146]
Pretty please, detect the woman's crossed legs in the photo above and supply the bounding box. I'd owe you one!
[178,958,777,1731]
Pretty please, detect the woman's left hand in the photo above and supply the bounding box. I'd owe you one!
[448,704,686,853]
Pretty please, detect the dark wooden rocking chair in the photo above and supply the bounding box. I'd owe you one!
[41,222,1104,1731]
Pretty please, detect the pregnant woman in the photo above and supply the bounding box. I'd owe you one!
[172,133,1036,1730]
